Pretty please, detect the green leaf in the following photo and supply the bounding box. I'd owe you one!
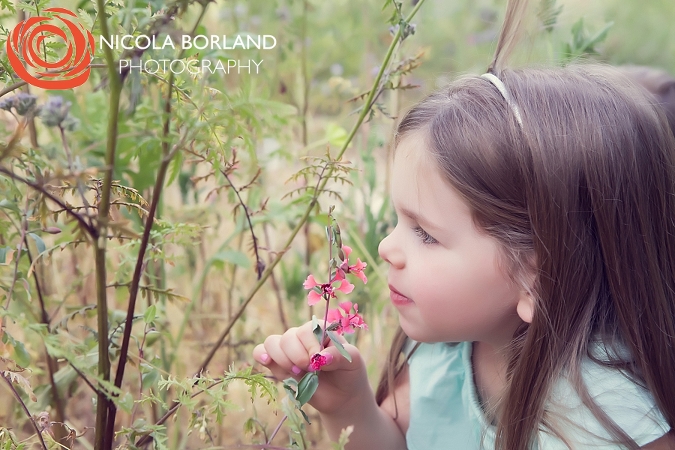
[296,372,318,406]
[142,368,160,390]
[28,233,46,254]
[312,316,323,345]
[118,392,134,413]
[283,377,300,407]
[283,377,298,390]
[325,123,349,149]
[212,250,251,269]
[166,151,183,187]
[0,199,20,214]
[0,246,14,265]
[0,0,16,14]
[585,22,614,50]
[12,341,30,368]
[327,331,351,363]
[299,408,311,425]
[143,305,157,324]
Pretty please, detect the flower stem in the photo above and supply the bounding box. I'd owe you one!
[265,415,287,445]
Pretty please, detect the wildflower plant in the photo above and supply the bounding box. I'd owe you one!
[280,207,368,428]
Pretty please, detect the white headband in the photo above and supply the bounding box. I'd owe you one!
[480,72,524,127]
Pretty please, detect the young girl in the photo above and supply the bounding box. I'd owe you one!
[253,2,675,448]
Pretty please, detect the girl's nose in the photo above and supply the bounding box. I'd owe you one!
[378,230,404,269]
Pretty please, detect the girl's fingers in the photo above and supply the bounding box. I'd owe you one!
[254,339,298,381]
[311,341,362,373]
[263,334,295,370]
[253,321,363,375]
[279,328,312,375]
[252,343,271,365]
[293,321,362,373]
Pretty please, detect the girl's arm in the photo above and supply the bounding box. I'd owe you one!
[379,362,411,436]
[319,379,408,450]
[253,321,408,450]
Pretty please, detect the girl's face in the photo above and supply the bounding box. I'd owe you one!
[378,131,527,347]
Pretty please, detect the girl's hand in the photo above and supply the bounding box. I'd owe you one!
[253,321,371,416]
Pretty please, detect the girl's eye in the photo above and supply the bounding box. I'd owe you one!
[413,226,438,245]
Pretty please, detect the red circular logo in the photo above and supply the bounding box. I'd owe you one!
[6,7,95,90]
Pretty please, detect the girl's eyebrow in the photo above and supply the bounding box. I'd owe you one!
[398,205,442,232]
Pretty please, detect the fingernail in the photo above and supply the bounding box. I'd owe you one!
[323,353,334,365]
[260,354,270,364]
[291,365,302,375]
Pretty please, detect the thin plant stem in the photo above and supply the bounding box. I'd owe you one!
[2,373,49,450]
[220,168,264,278]
[320,226,334,347]
[134,379,225,447]
[262,223,289,330]
[105,4,210,443]
[194,0,427,374]
[24,241,67,445]
[3,196,29,310]
[68,362,106,397]
[265,415,287,446]
[95,0,124,444]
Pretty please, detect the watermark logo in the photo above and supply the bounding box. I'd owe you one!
[102,34,276,76]
[6,7,95,90]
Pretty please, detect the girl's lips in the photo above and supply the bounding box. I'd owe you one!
[389,285,414,306]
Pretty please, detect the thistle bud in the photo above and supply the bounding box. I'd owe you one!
[39,96,72,127]
[14,93,38,116]
[62,115,80,132]
[0,93,38,116]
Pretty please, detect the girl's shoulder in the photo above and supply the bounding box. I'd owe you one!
[541,344,670,448]
[404,340,671,449]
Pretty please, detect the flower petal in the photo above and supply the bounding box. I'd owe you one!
[336,280,354,295]
[307,290,323,306]
[303,274,319,289]
[326,308,342,323]
[338,301,353,313]
[354,270,368,284]
[309,353,328,371]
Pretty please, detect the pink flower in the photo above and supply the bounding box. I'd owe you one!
[326,301,368,335]
[338,245,368,284]
[309,353,328,371]
[303,274,355,306]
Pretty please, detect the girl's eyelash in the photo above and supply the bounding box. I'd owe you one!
[413,226,438,245]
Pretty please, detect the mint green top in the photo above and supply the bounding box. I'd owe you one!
[406,341,670,449]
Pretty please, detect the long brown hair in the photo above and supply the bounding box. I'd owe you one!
[620,65,675,134]
[376,1,675,449]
